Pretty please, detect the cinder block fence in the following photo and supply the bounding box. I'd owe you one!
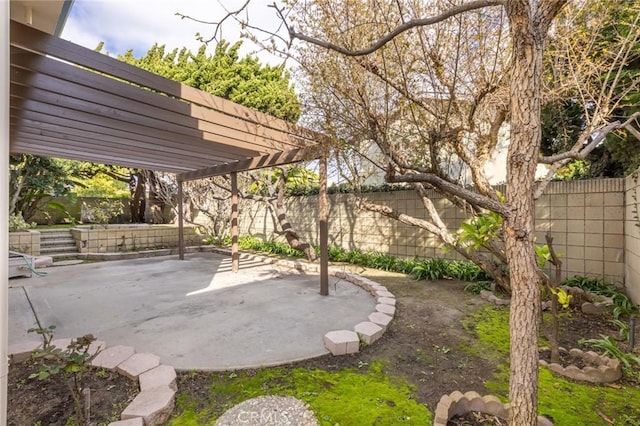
[239,176,640,304]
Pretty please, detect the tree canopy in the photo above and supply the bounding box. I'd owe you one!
[118,41,301,123]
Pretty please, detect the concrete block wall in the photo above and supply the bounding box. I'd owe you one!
[625,172,640,304]
[8,230,40,255]
[534,179,625,284]
[72,225,200,253]
[239,179,627,285]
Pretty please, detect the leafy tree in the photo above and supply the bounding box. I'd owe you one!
[72,169,130,199]
[9,154,78,221]
[119,41,300,122]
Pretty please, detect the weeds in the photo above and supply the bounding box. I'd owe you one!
[463,281,493,295]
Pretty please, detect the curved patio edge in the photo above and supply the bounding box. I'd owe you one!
[207,247,397,357]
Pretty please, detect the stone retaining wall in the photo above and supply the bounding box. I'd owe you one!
[8,230,40,255]
[72,225,200,253]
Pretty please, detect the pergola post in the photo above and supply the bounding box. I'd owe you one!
[319,153,329,296]
[1,2,10,422]
[231,172,239,273]
[177,180,184,260]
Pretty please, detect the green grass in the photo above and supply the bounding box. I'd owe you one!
[461,306,511,361]
[169,363,431,425]
[466,306,640,424]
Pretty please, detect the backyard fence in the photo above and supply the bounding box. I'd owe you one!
[239,176,640,303]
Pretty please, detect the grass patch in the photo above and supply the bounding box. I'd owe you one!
[466,306,640,424]
[461,306,510,361]
[170,362,431,425]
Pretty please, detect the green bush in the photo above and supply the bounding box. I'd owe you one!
[9,213,36,232]
[447,260,490,282]
[227,237,491,284]
[410,258,449,280]
[82,199,124,224]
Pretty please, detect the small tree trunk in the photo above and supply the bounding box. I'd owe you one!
[273,174,317,262]
[545,233,563,364]
[130,171,146,223]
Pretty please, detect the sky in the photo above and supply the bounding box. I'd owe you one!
[61,0,286,64]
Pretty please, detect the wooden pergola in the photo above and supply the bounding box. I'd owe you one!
[9,20,331,294]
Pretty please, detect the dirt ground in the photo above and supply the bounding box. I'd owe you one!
[7,268,630,424]
[7,360,138,425]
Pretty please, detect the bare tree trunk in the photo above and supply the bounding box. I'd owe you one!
[505,2,545,423]
[130,171,146,223]
[8,171,24,216]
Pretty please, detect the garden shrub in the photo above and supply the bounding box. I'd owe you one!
[229,236,490,283]
[9,213,36,232]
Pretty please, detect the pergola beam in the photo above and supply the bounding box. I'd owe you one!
[10,20,325,148]
[177,147,320,182]
[10,53,307,153]
[10,20,333,178]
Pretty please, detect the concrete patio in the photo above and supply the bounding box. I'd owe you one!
[8,252,376,370]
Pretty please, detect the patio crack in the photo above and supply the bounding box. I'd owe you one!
[21,287,43,332]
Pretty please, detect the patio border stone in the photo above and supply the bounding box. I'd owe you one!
[433,391,554,426]
[8,339,177,426]
[538,347,622,383]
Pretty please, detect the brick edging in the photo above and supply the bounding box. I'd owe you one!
[8,341,177,426]
[538,347,622,383]
[433,391,554,426]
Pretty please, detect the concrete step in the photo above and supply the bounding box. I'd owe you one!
[50,253,84,262]
[40,246,78,254]
[41,238,75,246]
[40,232,73,239]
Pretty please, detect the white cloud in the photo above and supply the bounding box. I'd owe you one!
[62,0,286,64]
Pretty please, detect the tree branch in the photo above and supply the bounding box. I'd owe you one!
[387,171,510,217]
[539,111,640,164]
[284,0,505,57]
[176,0,251,44]
[535,0,569,35]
